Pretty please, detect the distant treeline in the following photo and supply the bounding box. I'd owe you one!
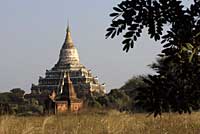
[86,75,148,112]
[0,76,147,115]
[4,73,199,116]
[0,88,43,115]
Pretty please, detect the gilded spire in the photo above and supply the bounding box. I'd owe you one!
[63,24,74,48]
[56,24,80,66]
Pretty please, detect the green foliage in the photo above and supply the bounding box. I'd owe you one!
[0,92,13,102]
[120,76,146,90]
[135,56,200,117]
[10,88,25,96]
[119,76,149,112]
[108,89,130,110]
[0,88,25,104]
[96,96,110,107]
[107,0,200,116]
[86,96,102,108]
[120,75,147,97]
[87,89,131,111]
[106,0,200,52]
[0,89,44,115]
[16,104,43,115]
[0,92,24,103]
[29,98,39,105]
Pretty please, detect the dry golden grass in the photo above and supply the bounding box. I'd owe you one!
[0,110,200,134]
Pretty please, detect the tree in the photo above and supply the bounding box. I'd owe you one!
[87,89,131,111]
[85,95,102,108]
[10,88,25,98]
[108,89,130,110]
[106,0,200,53]
[119,76,149,112]
[135,57,200,116]
[106,0,200,116]
[120,75,147,96]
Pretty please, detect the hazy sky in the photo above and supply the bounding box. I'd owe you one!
[1,0,190,93]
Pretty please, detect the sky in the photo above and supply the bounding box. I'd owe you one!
[0,0,190,93]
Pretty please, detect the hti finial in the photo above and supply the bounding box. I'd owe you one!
[67,20,70,33]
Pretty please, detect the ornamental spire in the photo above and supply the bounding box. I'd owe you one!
[60,72,77,99]
[56,24,80,66]
[62,23,74,49]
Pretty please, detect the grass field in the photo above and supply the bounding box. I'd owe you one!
[0,110,200,134]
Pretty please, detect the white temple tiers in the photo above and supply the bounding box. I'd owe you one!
[31,25,106,98]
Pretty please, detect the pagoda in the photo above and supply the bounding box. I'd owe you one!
[31,25,106,99]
